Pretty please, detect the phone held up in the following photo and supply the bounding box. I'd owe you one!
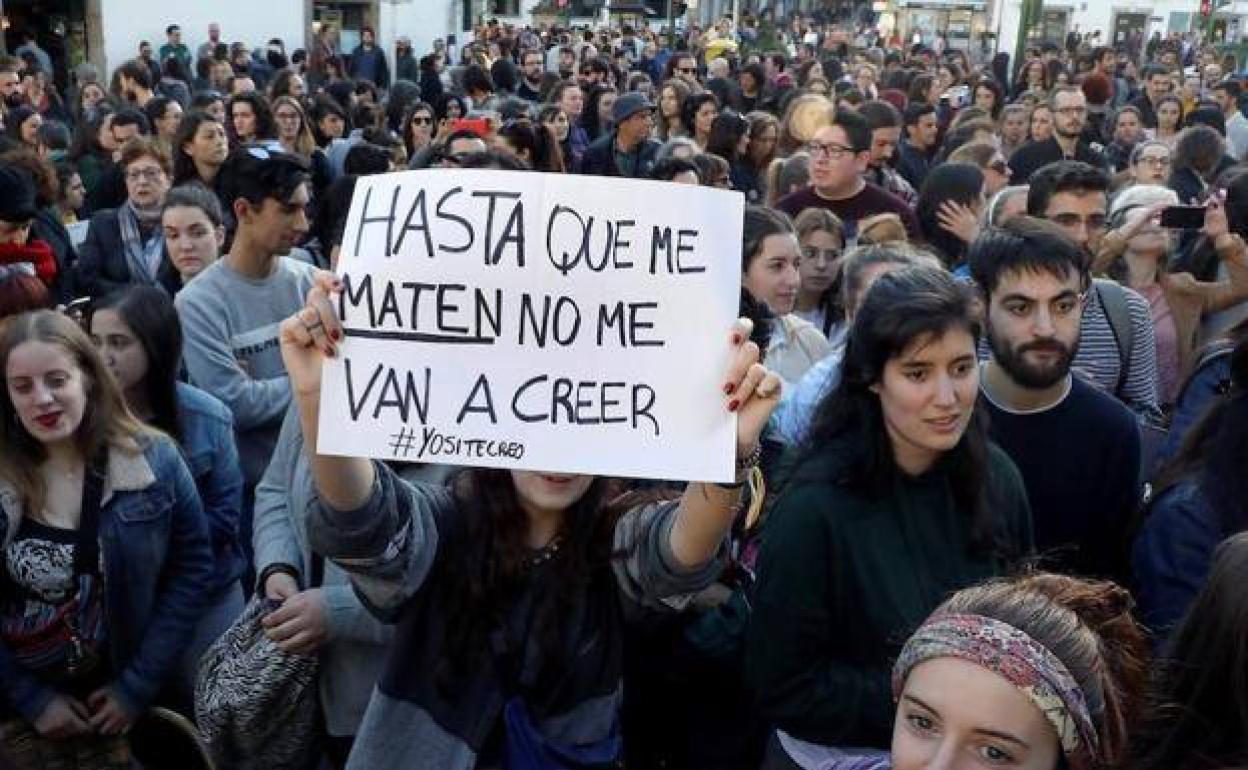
[1159,205,1207,230]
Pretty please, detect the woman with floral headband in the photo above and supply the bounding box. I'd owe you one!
[816,572,1150,770]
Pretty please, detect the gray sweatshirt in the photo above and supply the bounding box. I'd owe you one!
[175,256,317,486]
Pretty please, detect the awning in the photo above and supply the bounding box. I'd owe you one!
[896,0,987,9]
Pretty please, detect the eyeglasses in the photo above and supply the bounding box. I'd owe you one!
[1138,155,1171,167]
[1050,212,1108,231]
[1054,106,1088,116]
[806,140,857,159]
[411,116,433,125]
[678,67,697,74]
[801,246,842,264]
[125,167,165,182]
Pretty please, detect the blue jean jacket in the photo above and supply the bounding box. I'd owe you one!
[177,382,245,593]
[0,434,214,721]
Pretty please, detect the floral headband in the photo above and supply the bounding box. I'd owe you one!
[892,613,1098,770]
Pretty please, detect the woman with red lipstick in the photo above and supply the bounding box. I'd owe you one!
[276,270,783,770]
[745,265,1034,769]
[0,310,212,763]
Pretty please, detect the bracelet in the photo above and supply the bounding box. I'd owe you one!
[714,444,762,489]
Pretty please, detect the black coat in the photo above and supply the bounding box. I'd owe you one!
[76,208,169,299]
[580,133,660,178]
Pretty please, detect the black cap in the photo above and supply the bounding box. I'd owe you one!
[0,166,37,222]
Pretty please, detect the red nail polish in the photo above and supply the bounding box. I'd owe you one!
[732,333,742,345]
[727,399,740,412]
[331,328,341,341]
[724,382,736,395]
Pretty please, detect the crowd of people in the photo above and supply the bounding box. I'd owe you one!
[0,10,1246,770]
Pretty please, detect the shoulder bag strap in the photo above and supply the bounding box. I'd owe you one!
[71,450,108,578]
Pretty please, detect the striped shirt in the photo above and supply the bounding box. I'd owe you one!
[1071,283,1161,420]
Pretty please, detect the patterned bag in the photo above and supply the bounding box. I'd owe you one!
[193,595,321,770]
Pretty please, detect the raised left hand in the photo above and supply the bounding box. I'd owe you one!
[1203,189,1230,242]
[938,200,980,245]
[722,317,782,459]
[86,688,135,736]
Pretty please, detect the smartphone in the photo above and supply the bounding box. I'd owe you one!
[1159,205,1207,230]
[450,117,491,138]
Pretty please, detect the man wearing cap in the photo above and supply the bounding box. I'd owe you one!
[580,93,660,178]
[0,165,59,289]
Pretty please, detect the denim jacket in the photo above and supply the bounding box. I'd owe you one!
[0,434,214,721]
[177,382,245,593]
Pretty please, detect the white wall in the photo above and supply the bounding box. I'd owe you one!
[99,0,305,77]
[377,0,462,67]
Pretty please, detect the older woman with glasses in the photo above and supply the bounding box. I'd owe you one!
[77,136,172,298]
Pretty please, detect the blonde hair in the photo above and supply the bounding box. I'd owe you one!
[272,95,317,158]
[0,311,148,514]
[857,212,908,245]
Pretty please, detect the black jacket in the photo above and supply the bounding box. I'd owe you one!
[33,207,78,304]
[580,133,660,178]
[76,208,168,299]
[1007,137,1108,185]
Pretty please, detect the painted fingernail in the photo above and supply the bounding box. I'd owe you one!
[727,399,740,412]
[724,382,736,395]
[732,333,742,345]
[330,328,341,341]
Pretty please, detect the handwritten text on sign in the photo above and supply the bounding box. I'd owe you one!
[317,169,743,481]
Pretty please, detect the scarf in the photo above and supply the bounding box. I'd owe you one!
[118,200,165,284]
[892,613,1098,770]
[0,238,57,285]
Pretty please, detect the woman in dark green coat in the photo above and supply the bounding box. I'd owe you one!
[746,265,1034,769]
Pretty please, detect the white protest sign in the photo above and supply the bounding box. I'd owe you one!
[317,168,743,482]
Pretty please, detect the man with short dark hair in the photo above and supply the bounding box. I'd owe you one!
[348,26,389,90]
[176,148,316,514]
[517,48,547,103]
[1008,86,1107,184]
[857,100,915,204]
[1131,63,1173,129]
[1026,160,1161,417]
[160,24,192,77]
[776,108,920,240]
[581,93,660,178]
[970,216,1141,582]
[0,56,24,113]
[895,102,937,190]
[1213,79,1248,162]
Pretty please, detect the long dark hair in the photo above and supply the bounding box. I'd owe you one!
[916,163,984,268]
[706,111,749,165]
[798,266,998,556]
[1134,532,1248,770]
[432,469,636,688]
[172,111,223,185]
[582,83,617,140]
[87,286,183,443]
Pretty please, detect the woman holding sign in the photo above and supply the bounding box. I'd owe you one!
[279,270,782,770]
[746,266,1034,768]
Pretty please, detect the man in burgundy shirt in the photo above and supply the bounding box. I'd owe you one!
[775,107,920,243]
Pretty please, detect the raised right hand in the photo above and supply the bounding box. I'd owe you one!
[33,694,91,739]
[279,270,344,398]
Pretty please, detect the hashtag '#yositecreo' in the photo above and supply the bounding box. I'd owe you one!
[388,427,418,458]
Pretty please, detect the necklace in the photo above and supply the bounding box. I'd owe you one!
[526,534,564,569]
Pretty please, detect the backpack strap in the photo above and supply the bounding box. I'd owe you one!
[1094,278,1133,398]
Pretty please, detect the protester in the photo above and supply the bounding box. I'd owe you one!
[87,286,243,699]
[915,162,985,269]
[814,572,1148,770]
[76,136,171,297]
[792,207,846,340]
[279,267,782,769]
[160,183,226,290]
[581,92,659,178]
[775,108,919,240]
[175,148,314,562]
[1009,86,1108,184]
[748,265,1033,762]
[0,310,212,756]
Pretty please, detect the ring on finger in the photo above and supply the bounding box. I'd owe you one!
[302,317,324,334]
